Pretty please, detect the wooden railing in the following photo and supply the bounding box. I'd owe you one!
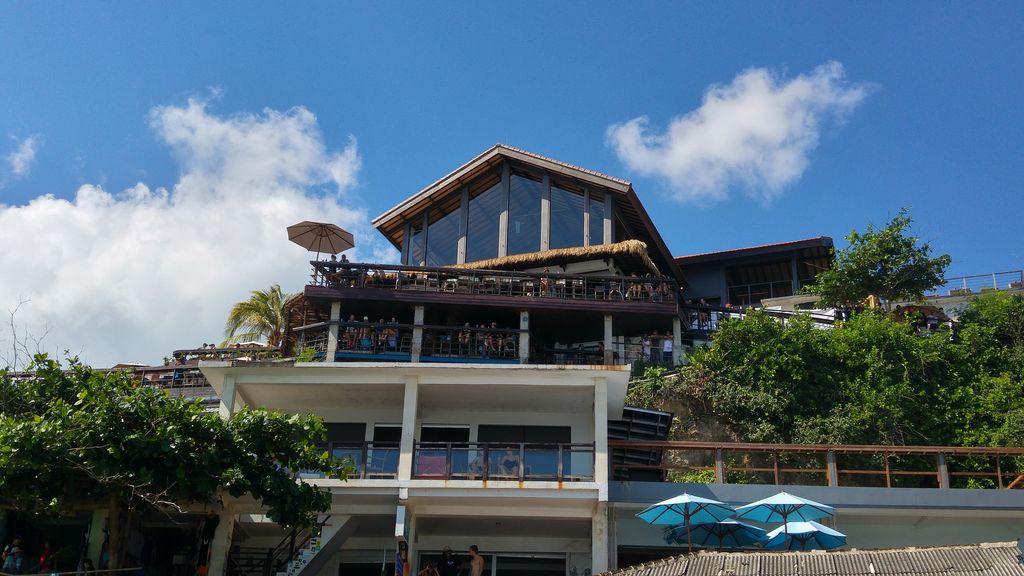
[309,261,679,304]
[609,440,1024,489]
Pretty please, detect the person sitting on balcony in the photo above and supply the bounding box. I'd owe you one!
[468,451,485,478]
[487,322,503,355]
[340,253,349,264]
[375,319,387,348]
[329,254,337,262]
[500,447,521,476]
[642,273,656,300]
[387,318,399,349]
[458,323,471,354]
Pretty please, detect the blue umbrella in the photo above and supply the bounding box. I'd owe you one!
[664,520,768,550]
[734,491,834,548]
[637,493,735,552]
[765,521,846,550]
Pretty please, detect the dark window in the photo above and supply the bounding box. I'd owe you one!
[588,189,606,245]
[325,423,367,443]
[420,426,470,443]
[426,195,461,266]
[466,174,503,263]
[507,172,542,255]
[549,182,585,249]
[477,425,571,443]
[373,425,402,443]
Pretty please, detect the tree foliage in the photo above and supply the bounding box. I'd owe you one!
[0,356,347,565]
[640,292,1024,448]
[806,209,951,309]
[224,284,297,346]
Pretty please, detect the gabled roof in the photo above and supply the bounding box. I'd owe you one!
[675,236,834,266]
[372,144,685,283]
[601,541,1024,576]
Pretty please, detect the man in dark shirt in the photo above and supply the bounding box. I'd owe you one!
[437,546,460,576]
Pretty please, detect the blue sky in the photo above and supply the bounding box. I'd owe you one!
[1,3,1022,365]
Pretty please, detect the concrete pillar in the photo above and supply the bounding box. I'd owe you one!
[206,507,235,576]
[411,305,425,363]
[406,510,418,575]
[672,317,682,366]
[326,301,341,362]
[826,451,839,487]
[397,377,419,481]
[603,314,613,365]
[594,377,609,492]
[715,449,726,484]
[937,453,951,489]
[498,162,510,257]
[518,311,530,364]
[591,503,609,574]
[86,509,107,564]
[540,173,551,251]
[457,185,469,264]
[218,375,237,419]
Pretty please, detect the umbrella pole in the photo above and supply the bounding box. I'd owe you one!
[686,512,692,554]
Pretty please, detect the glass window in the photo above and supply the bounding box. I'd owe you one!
[408,221,425,266]
[588,189,606,245]
[549,182,585,249]
[466,175,503,263]
[425,201,461,266]
[508,172,542,255]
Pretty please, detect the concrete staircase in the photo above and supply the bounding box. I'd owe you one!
[277,516,357,576]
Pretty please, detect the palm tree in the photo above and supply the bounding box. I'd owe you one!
[223,284,297,347]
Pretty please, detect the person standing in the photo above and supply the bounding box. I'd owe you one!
[467,546,483,576]
[1,536,24,575]
[437,547,459,576]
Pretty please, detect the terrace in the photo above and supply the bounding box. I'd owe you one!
[927,269,1024,298]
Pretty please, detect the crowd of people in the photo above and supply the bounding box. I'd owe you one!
[2,536,95,575]
[456,322,517,357]
[340,315,402,351]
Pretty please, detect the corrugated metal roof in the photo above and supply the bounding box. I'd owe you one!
[603,542,1024,576]
[674,236,833,264]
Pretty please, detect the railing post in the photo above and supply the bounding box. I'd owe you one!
[715,448,726,484]
[519,310,530,364]
[519,443,526,481]
[937,452,951,489]
[360,442,369,479]
[557,444,564,482]
[826,450,838,487]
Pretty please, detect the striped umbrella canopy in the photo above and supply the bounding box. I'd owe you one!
[287,221,355,257]
[664,520,768,551]
[765,521,847,551]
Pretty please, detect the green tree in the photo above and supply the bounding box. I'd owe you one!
[806,209,951,310]
[224,284,297,346]
[0,355,348,568]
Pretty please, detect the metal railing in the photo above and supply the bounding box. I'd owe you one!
[413,441,595,482]
[305,441,399,479]
[171,346,281,362]
[309,261,678,304]
[928,270,1024,297]
[421,324,522,360]
[1,569,143,576]
[609,440,1024,489]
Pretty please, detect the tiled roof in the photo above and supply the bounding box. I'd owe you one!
[602,542,1024,576]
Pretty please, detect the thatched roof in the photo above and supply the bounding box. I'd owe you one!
[457,240,661,275]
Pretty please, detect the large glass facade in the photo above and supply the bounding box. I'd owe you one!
[588,189,605,245]
[465,174,504,263]
[425,195,461,266]
[549,182,585,249]
[507,172,542,255]
[408,221,425,266]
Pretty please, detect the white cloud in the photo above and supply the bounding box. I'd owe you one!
[0,98,394,367]
[6,135,41,178]
[607,61,870,204]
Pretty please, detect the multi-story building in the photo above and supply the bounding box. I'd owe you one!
[187,145,1023,576]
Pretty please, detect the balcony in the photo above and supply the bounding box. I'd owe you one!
[610,440,1024,489]
[306,261,679,314]
[413,441,595,482]
[306,441,400,480]
[926,269,1024,298]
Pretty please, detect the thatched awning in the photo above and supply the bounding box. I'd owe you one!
[457,240,661,275]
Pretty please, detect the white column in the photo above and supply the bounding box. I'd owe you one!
[397,377,419,481]
[86,509,107,564]
[593,376,609,491]
[518,310,530,364]
[411,305,425,362]
[218,375,237,419]
[326,301,341,362]
[206,507,235,576]
[591,502,609,574]
[603,314,613,365]
[672,317,682,366]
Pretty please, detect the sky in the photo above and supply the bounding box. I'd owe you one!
[1,3,1022,367]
